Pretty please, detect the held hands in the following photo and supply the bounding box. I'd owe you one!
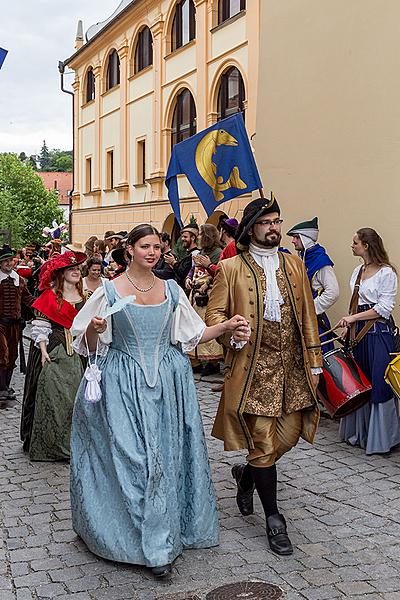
[224,315,251,342]
[91,316,107,334]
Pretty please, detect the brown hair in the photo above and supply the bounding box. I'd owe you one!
[356,227,396,273]
[127,224,160,246]
[86,257,103,271]
[94,239,106,254]
[53,268,84,308]
[200,224,221,251]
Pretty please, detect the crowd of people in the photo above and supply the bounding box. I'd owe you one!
[0,196,399,579]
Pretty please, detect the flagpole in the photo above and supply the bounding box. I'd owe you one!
[259,188,265,198]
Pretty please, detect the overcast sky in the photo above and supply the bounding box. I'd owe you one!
[0,1,118,156]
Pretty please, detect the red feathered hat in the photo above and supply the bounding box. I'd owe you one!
[38,251,87,291]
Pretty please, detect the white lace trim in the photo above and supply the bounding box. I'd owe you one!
[31,319,52,348]
[181,326,205,354]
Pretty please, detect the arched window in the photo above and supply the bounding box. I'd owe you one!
[85,67,95,103]
[171,89,197,148]
[135,27,153,73]
[106,50,120,90]
[217,67,245,120]
[171,0,196,52]
[219,0,246,24]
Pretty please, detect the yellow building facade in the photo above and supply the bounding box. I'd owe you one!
[64,0,260,245]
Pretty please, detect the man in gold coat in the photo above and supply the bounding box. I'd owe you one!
[206,196,322,555]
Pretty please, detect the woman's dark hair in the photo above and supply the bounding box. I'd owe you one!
[86,257,102,271]
[200,224,221,251]
[357,228,396,273]
[127,224,160,246]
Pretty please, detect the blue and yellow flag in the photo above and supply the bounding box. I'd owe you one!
[0,48,8,70]
[165,113,262,226]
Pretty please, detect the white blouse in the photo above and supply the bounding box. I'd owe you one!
[350,265,398,320]
[71,282,206,357]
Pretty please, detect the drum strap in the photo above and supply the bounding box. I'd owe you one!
[348,267,378,348]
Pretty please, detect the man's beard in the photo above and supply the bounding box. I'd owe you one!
[252,232,282,248]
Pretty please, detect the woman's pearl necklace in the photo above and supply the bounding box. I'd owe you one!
[126,271,156,292]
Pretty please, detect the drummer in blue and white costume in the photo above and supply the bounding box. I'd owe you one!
[287,217,339,352]
[70,224,249,579]
[338,227,400,455]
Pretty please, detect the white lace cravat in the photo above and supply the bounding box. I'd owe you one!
[249,243,284,322]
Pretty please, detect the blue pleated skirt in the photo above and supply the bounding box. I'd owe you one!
[340,315,400,454]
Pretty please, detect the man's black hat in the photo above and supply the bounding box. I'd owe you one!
[236,193,280,250]
[0,245,16,262]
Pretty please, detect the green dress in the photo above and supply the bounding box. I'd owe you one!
[20,302,86,461]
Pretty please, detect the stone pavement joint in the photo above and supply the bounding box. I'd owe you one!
[1,348,400,599]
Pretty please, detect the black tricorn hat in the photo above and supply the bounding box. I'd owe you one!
[236,193,280,251]
[0,245,16,261]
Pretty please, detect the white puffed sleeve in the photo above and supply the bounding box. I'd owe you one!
[374,268,398,320]
[71,286,112,357]
[171,287,206,353]
[313,266,340,315]
[31,318,52,347]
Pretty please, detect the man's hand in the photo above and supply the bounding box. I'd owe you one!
[164,253,177,267]
[194,255,211,268]
[91,316,107,334]
[224,315,251,341]
[311,373,320,389]
[232,324,251,343]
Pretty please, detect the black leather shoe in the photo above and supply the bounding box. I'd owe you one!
[231,464,255,516]
[266,513,293,555]
[151,564,172,579]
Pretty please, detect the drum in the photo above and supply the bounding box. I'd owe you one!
[16,266,32,279]
[317,347,371,418]
[384,354,400,399]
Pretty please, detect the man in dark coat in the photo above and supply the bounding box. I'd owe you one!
[0,246,34,408]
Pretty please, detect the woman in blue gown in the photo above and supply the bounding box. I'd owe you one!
[337,228,400,455]
[71,224,249,578]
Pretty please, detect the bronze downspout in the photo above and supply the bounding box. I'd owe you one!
[58,61,74,243]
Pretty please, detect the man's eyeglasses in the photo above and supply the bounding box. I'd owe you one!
[254,219,283,227]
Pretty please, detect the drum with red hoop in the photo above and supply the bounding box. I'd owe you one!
[317,347,371,418]
[16,266,32,279]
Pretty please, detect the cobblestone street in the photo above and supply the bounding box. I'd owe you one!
[1,352,400,600]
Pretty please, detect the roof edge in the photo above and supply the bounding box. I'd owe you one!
[62,0,138,68]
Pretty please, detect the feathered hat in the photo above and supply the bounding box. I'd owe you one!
[38,251,86,291]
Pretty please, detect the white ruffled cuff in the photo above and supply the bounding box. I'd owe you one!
[373,303,391,321]
[31,319,52,348]
[311,367,323,375]
[230,336,247,350]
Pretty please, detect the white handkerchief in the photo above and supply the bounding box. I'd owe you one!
[102,295,136,319]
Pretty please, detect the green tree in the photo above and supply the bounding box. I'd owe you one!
[18,151,27,163]
[0,153,64,248]
[51,152,73,172]
[39,140,51,171]
[28,156,38,170]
